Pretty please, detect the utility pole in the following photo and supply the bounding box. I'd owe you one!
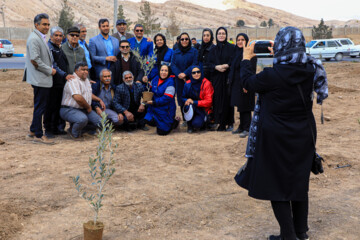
[113,0,118,33]
[0,0,5,27]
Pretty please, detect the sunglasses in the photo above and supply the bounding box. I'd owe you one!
[69,34,79,37]
[191,71,201,75]
[120,46,130,49]
[180,38,189,41]
[135,29,143,32]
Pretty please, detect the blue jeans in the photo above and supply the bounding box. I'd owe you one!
[104,109,121,125]
[30,85,50,138]
[60,107,102,138]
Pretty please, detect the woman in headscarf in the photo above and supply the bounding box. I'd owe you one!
[235,27,328,240]
[171,32,198,125]
[147,33,173,81]
[198,28,215,79]
[144,64,179,136]
[206,27,235,131]
[228,33,257,137]
[182,65,214,133]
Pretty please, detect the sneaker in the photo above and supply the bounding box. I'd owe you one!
[268,235,283,240]
[226,125,234,132]
[239,130,249,138]
[296,233,309,240]
[33,136,55,145]
[232,127,241,134]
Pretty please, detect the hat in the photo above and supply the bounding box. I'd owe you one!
[67,26,80,34]
[183,104,194,122]
[116,19,127,25]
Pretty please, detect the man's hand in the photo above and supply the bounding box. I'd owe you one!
[142,76,149,83]
[243,88,248,93]
[124,110,134,122]
[31,60,38,69]
[146,100,153,105]
[51,68,57,76]
[65,74,75,81]
[95,107,102,116]
[99,100,106,110]
[90,80,96,84]
[146,37,153,42]
[106,56,117,62]
[138,104,145,113]
[118,113,124,124]
[178,73,186,79]
[185,98,194,106]
[86,106,92,113]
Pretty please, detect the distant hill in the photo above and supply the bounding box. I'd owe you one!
[2,0,358,29]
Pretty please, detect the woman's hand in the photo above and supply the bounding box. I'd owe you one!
[215,65,226,72]
[178,73,186,79]
[146,100,153,105]
[268,41,274,56]
[243,40,256,60]
[185,99,194,106]
[243,88,248,93]
[142,76,148,83]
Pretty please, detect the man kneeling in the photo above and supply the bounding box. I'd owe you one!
[112,71,148,131]
[60,62,105,139]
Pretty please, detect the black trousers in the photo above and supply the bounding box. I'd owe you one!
[239,111,251,132]
[271,199,309,240]
[30,86,50,138]
[44,87,65,133]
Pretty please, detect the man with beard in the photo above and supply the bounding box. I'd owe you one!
[110,40,144,86]
[111,19,134,41]
[89,18,120,81]
[112,71,148,131]
[128,24,153,58]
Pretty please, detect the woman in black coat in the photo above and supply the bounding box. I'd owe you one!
[207,27,235,131]
[235,27,328,240]
[229,33,257,137]
[198,28,215,80]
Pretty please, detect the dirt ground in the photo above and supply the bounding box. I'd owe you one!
[0,62,359,240]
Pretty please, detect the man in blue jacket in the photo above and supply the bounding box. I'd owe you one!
[128,24,153,59]
[89,18,120,81]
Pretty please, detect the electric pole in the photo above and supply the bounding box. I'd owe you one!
[113,0,118,33]
[0,0,5,27]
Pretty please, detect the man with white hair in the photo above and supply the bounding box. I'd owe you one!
[112,71,148,131]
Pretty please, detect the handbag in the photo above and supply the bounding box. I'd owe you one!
[297,84,324,175]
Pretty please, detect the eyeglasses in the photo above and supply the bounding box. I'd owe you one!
[191,71,201,75]
[69,34,79,37]
[180,38,189,41]
[120,46,130,49]
[135,29,143,32]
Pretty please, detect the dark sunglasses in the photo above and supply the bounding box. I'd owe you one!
[135,29,143,32]
[120,46,130,49]
[180,38,189,41]
[191,71,201,75]
[69,34,79,37]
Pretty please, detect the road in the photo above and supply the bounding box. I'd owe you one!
[1,56,359,70]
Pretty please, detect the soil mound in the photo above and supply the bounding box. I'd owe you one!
[3,91,33,108]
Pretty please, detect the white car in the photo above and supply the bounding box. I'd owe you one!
[334,38,360,58]
[306,39,359,61]
[0,39,15,57]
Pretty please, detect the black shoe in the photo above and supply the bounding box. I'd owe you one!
[232,127,241,134]
[217,125,226,131]
[45,131,55,139]
[207,123,217,131]
[54,129,67,135]
[296,233,309,240]
[268,235,283,240]
[226,125,234,132]
[140,126,149,131]
[187,127,193,134]
[239,130,249,138]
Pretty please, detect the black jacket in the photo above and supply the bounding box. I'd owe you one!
[110,52,144,86]
[198,43,215,79]
[47,40,68,88]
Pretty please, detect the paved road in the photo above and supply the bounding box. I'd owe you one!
[1,56,359,70]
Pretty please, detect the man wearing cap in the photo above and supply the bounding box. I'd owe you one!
[112,19,134,41]
[89,18,120,82]
[128,24,153,58]
[62,26,86,74]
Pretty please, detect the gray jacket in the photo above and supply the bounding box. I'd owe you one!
[23,29,54,88]
[62,42,86,74]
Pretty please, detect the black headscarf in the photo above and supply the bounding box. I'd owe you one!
[154,33,169,67]
[178,32,192,53]
[233,33,249,69]
[198,28,214,62]
[215,27,229,63]
[189,65,204,97]
[159,64,171,80]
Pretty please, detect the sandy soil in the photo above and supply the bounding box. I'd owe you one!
[0,62,359,240]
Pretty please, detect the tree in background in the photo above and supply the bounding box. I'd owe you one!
[58,0,74,33]
[260,21,267,27]
[268,18,274,28]
[117,4,132,27]
[137,1,160,35]
[167,12,180,37]
[236,19,245,27]
[312,18,333,39]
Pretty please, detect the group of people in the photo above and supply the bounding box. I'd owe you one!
[24,12,328,240]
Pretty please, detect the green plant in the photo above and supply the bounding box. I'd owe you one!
[268,18,274,28]
[73,112,117,225]
[132,48,157,90]
[260,21,267,27]
[58,0,74,33]
[167,12,180,37]
[312,19,332,39]
[137,1,160,34]
[117,4,132,27]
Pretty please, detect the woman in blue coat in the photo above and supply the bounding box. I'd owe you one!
[147,33,173,81]
[171,32,198,121]
[144,64,179,135]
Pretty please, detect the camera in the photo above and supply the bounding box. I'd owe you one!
[254,41,272,54]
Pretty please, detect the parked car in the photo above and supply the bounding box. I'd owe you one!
[0,39,15,57]
[334,38,360,58]
[305,39,359,61]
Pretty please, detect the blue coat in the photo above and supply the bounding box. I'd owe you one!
[128,37,154,58]
[144,77,176,132]
[88,34,120,80]
[148,48,173,80]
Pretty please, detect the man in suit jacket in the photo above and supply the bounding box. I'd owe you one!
[112,71,148,131]
[89,18,120,82]
[24,13,56,144]
[111,19,134,41]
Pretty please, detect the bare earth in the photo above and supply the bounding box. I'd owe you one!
[0,62,359,240]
